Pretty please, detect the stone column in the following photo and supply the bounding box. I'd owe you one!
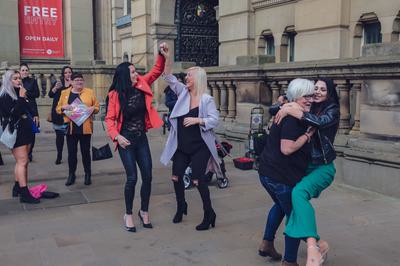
[336,80,350,133]
[207,83,213,96]
[278,81,288,96]
[350,80,362,134]
[271,82,280,103]
[211,82,220,110]
[218,82,228,117]
[37,74,43,98]
[45,74,52,98]
[227,82,237,119]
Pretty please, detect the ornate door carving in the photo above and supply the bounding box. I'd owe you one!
[175,0,219,66]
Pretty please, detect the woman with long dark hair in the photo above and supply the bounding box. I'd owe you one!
[0,70,39,203]
[269,78,340,266]
[20,63,40,162]
[48,66,73,164]
[105,44,165,232]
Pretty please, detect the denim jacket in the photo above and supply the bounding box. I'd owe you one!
[269,102,340,165]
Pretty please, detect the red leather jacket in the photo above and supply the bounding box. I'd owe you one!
[105,55,165,147]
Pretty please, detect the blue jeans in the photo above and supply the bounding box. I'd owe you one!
[259,175,301,263]
[118,131,152,214]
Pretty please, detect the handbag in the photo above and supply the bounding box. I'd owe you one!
[0,123,17,149]
[92,143,113,161]
[26,113,40,134]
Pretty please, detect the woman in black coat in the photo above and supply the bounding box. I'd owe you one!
[0,70,39,203]
[48,66,73,164]
[20,63,40,162]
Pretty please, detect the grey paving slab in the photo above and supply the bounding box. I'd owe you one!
[1,121,400,266]
[0,198,24,215]
[23,191,87,211]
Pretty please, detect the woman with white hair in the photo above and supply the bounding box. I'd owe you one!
[0,70,39,203]
[159,44,221,231]
[257,78,315,266]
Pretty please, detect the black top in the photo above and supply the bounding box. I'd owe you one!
[121,87,146,132]
[177,107,206,154]
[49,84,70,125]
[0,89,34,147]
[22,77,40,116]
[67,92,83,135]
[258,116,310,187]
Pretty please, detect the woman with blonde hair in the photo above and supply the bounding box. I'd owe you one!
[160,44,221,231]
[0,70,39,203]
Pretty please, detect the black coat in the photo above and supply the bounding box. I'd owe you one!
[269,102,340,165]
[48,84,70,125]
[22,77,40,116]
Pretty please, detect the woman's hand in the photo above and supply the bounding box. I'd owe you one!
[116,134,131,149]
[33,116,40,127]
[61,104,73,111]
[52,80,62,93]
[183,117,202,127]
[19,85,27,98]
[274,102,304,125]
[159,42,169,58]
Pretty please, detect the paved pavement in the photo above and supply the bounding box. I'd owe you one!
[0,121,399,266]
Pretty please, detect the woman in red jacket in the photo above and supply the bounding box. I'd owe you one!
[105,44,165,232]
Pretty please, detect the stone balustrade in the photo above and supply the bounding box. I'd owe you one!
[205,56,400,139]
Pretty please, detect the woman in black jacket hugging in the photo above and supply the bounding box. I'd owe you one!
[0,70,39,204]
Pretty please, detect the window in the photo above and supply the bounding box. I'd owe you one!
[364,22,382,44]
[126,0,131,15]
[265,35,275,56]
[288,33,296,62]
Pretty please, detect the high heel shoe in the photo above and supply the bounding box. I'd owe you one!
[123,214,136,232]
[138,210,153,229]
[195,209,216,231]
[173,201,188,224]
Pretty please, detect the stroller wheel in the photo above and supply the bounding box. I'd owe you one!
[217,178,229,189]
[183,166,193,189]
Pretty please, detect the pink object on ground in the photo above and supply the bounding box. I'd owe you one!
[29,184,48,199]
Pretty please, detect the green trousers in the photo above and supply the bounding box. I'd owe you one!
[284,163,335,240]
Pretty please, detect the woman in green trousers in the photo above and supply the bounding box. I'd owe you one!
[273,78,340,266]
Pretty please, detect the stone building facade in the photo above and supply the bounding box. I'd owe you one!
[0,0,400,197]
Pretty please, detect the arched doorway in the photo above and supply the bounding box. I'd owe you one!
[175,0,219,66]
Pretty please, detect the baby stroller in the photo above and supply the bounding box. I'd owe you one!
[183,141,232,189]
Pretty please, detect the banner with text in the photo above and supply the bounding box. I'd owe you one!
[18,0,64,58]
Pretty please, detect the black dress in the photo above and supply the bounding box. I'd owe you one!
[0,89,34,148]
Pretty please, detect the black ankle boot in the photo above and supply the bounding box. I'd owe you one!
[12,181,20,197]
[84,173,91,186]
[55,155,62,165]
[195,209,216,231]
[173,201,188,224]
[19,186,40,204]
[65,173,76,186]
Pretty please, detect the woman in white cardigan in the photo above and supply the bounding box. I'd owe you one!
[160,44,221,231]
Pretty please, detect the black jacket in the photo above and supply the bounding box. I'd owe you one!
[269,102,340,165]
[0,90,34,133]
[22,77,40,116]
[48,85,70,125]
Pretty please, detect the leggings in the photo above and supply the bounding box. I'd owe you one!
[172,147,213,212]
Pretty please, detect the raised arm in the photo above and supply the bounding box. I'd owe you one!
[142,54,166,85]
[160,43,186,96]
